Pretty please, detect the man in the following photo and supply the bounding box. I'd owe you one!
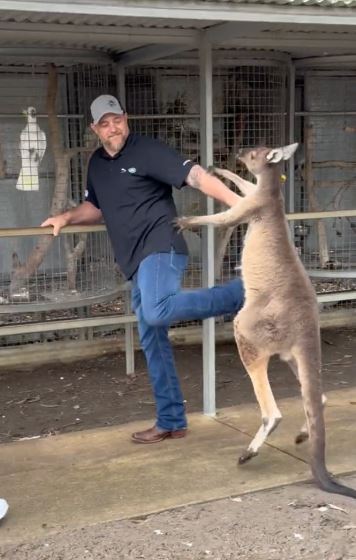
[41,94,244,443]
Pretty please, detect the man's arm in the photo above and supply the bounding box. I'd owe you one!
[212,167,256,197]
[41,201,103,236]
[186,164,241,208]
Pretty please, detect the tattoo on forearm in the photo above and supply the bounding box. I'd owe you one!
[186,165,204,189]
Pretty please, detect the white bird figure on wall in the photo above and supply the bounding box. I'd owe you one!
[16,106,47,191]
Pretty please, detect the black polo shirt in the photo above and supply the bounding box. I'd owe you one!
[85,133,195,279]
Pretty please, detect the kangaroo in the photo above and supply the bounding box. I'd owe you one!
[177,143,356,498]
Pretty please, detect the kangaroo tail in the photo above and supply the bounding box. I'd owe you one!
[296,350,356,499]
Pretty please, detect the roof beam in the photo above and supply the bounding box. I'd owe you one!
[0,46,112,64]
[295,53,356,66]
[116,44,196,66]
[0,21,198,45]
[3,1,356,27]
[207,20,356,44]
[223,33,356,51]
[207,21,265,43]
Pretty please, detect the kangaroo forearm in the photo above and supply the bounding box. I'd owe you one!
[199,175,241,207]
[213,168,256,196]
[178,200,252,230]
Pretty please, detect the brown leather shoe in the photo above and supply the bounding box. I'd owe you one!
[131,425,187,444]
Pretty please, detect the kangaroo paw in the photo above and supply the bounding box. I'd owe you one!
[172,217,191,231]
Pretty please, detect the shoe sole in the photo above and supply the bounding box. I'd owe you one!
[131,431,187,444]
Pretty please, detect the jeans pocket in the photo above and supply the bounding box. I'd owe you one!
[169,248,187,274]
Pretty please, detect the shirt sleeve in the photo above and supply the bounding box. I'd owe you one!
[143,137,195,189]
[84,159,100,209]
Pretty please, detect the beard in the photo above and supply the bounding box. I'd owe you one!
[103,133,127,155]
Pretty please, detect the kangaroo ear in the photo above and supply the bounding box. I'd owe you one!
[281,142,298,160]
[266,143,298,163]
[266,148,283,163]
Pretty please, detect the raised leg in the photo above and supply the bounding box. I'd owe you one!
[236,333,282,464]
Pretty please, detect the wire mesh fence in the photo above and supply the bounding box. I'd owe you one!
[293,69,356,306]
[212,63,287,283]
[0,230,119,309]
[1,56,356,358]
[0,63,122,309]
[0,62,126,350]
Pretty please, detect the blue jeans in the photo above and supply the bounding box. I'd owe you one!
[131,250,244,432]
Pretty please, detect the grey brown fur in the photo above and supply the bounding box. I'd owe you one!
[177,143,356,498]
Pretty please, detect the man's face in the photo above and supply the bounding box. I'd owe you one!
[91,113,130,156]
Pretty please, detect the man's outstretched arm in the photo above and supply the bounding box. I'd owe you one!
[41,201,103,236]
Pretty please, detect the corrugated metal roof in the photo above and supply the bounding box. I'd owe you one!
[0,11,210,29]
[3,0,356,12]
[125,0,356,4]
[1,0,356,62]
[152,0,356,6]
[201,0,356,6]
[0,10,205,55]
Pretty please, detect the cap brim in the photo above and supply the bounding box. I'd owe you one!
[93,109,124,124]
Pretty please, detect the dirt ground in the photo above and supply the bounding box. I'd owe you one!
[0,327,355,444]
[0,327,356,559]
[2,474,356,560]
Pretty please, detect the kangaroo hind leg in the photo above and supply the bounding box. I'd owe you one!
[236,334,282,464]
[285,356,327,445]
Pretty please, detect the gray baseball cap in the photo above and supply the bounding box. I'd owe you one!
[90,94,124,124]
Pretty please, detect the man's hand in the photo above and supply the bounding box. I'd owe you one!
[40,202,103,236]
[41,213,69,236]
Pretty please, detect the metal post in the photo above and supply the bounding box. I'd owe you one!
[288,62,296,215]
[124,283,135,376]
[117,64,126,108]
[116,64,134,375]
[199,33,216,417]
[287,62,296,248]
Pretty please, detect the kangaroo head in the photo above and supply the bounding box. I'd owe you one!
[237,143,298,178]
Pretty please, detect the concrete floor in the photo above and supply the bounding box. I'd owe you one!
[1,387,356,546]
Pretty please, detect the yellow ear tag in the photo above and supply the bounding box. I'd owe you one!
[280,174,287,183]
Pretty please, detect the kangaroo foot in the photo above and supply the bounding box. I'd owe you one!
[295,431,309,444]
[238,449,258,464]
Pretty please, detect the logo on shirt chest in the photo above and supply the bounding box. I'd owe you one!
[120,167,137,174]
